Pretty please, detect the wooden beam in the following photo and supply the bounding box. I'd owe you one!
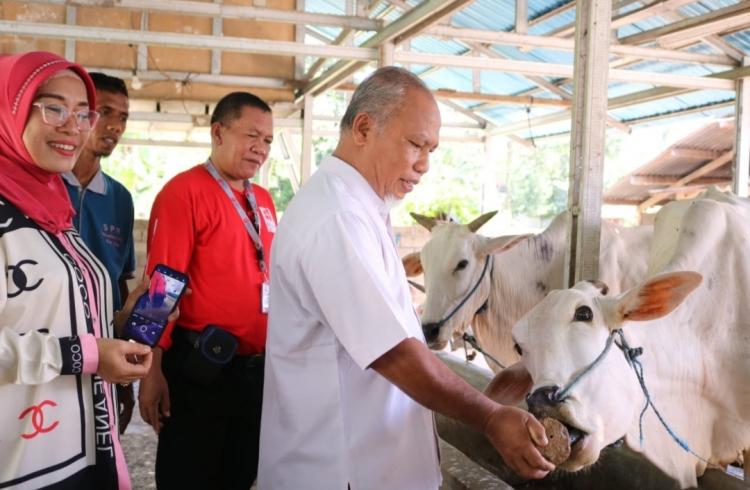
[507,134,535,149]
[620,2,750,47]
[432,89,571,108]
[468,42,632,134]
[638,151,735,211]
[603,198,645,205]
[380,42,395,67]
[734,64,750,198]
[425,26,736,66]
[299,0,474,99]
[304,29,354,81]
[395,52,735,90]
[515,0,528,34]
[528,1,574,28]
[487,65,750,138]
[629,175,729,186]
[64,6,75,61]
[646,183,731,196]
[564,0,611,287]
[438,99,488,129]
[211,0,222,75]
[0,20,378,61]
[619,101,734,126]
[278,131,301,192]
[670,148,726,160]
[25,0,381,30]
[300,96,314,184]
[550,0,692,38]
[610,0,696,29]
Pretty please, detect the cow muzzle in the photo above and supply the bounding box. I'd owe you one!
[526,385,562,419]
[422,321,448,350]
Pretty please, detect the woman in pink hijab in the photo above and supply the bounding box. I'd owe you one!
[0,51,152,489]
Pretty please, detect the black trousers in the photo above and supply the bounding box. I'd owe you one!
[155,336,264,490]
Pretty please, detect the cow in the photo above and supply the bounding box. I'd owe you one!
[403,211,652,372]
[502,189,750,488]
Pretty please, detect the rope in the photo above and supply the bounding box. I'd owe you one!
[551,329,710,464]
[462,333,505,369]
[613,331,711,465]
[427,255,493,333]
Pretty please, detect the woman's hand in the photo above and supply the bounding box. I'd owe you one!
[95,338,153,384]
[114,275,190,337]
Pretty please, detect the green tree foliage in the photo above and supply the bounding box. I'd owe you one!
[507,140,569,220]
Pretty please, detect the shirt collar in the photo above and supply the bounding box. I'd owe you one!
[62,169,107,195]
[318,155,389,221]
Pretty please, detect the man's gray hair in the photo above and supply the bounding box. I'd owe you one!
[340,66,431,132]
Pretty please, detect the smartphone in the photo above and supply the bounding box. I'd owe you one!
[122,264,189,347]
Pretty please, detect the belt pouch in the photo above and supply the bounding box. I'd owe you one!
[182,325,238,386]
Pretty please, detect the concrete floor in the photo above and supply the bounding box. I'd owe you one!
[120,382,157,490]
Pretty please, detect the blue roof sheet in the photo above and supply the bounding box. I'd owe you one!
[304,0,750,129]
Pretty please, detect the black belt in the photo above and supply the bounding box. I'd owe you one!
[172,326,264,370]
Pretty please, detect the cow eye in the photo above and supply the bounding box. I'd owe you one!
[514,342,523,356]
[455,259,469,271]
[574,305,593,322]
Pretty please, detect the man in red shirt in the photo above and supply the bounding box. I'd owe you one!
[138,91,276,489]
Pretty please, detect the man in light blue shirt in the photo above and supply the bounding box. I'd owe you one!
[64,72,136,433]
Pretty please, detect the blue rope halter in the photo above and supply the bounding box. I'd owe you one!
[551,329,710,464]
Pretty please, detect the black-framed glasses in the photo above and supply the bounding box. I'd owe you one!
[32,103,100,131]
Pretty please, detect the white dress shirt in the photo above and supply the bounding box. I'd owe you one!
[258,156,441,490]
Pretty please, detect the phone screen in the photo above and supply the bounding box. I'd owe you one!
[123,265,188,347]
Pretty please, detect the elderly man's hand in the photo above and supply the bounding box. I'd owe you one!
[139,347,170,434]
[483,405,555,479]
[117,383,136,434]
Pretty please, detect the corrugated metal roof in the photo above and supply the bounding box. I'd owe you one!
[603,119,739,205]
[304,0,750,133]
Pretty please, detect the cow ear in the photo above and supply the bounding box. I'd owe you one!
[410,212,437,231]
[402,252,423,277]
[605,271,702,326]
[484,361,532,407]
[480,234,532,257]
[467,211,498,233]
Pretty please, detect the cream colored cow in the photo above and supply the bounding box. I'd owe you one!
[507,189,750,488]
[404,212,652,372]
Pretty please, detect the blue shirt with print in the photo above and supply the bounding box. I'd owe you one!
[64,171,136,310]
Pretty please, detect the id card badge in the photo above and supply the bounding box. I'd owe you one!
[261,282,270,314]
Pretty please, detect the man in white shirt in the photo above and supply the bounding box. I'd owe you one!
[258,66,554,490]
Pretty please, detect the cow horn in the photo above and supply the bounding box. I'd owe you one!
[411,212,438,231]
[587,279,609,296]
[467,211,498,233]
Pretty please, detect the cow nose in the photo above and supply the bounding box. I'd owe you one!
[422,322,441,343]
[526,385,562,417]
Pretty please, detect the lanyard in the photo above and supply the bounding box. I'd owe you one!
[204,159,267,275]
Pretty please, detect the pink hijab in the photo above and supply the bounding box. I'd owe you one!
[0,51,96,234]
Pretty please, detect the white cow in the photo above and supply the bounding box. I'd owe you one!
[506,189,750,488]
[404,211,652,372]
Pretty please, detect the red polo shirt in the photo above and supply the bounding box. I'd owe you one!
[146,164,277,355]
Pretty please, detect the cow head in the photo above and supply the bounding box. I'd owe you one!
[511,271,701,472]
[407,211,529,349]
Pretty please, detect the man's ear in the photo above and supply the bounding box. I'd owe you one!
[479,234,532,257]
[402,252,423,277]
[484,361,532,407]
[211,122,223,145]
[350,112,376,146]
[602,271,702,328]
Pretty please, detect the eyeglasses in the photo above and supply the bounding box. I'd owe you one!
[32,103,100,131]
